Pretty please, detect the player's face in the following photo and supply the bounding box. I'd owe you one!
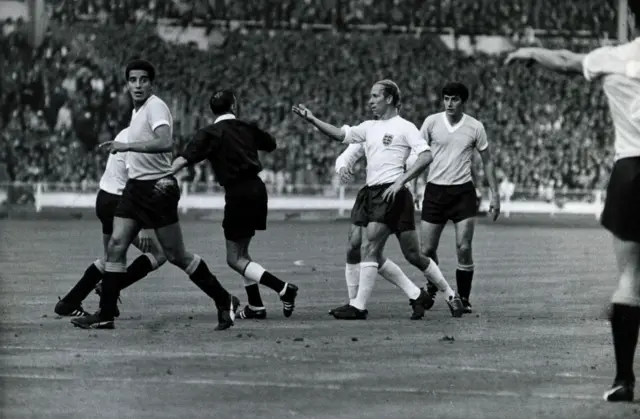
[368,84,390,117]
[127,70,153,104]
[443,95,463,117]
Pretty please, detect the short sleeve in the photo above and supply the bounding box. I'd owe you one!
[335,143,365,173]
[147,99,172,131]
[475,123,488,151]
[180,129,215,164]
[419,116,434,145]
[405,123,430,154]
[342,121,371,144]
[583,43,635,81]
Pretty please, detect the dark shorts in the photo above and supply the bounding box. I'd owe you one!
[601,156,640,242]
[223,177,268,241]
[95,189,121,235]
[350,183,415,233]
[421,181,477,224]
[114,175,180,229]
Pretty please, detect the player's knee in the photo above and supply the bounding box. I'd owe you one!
[164,249,188,268]
[456,241,472,256]
[106,236,128,259]
[421,245,437,260]
[360,240,382,261]
[226,254,245,273]
[402,248,422,267]
[153,251,168,267]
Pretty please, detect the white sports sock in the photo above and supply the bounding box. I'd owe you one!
[351,262,378,310]
[378,259,420,300]
[424,258,455,300]
[345,263,360,300]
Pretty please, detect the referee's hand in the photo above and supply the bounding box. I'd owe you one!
[292,104,314,122]
[488,196,501,222]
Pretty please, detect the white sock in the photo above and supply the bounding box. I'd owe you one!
[424,258,455,300]
[378,259,420,300]
[345,263,360,300]
[350,262,378,310]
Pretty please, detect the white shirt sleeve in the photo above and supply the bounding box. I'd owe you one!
[583,43,633,81]
[342,121,370,144]
[475,123,489,152]
[335,143,365,173]
[405,122,430,154]
[146,99,172,131]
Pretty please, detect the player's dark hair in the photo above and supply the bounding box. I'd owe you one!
[442,82,470,103]
[375,79,402,108]
[210,90,236,115]
[125,59,156,82]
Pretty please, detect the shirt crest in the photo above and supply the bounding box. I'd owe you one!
[382,133,394,146]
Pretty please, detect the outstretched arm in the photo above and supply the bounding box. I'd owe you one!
[504,48,586,75]
[292,104,351,142]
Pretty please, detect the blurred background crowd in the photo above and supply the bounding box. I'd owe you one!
[0,0,622,200]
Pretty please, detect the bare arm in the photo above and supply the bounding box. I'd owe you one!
[292,104,345,142]
[392,150,433,186]
[505,48,586,75]
[479,147,498,200]
[126,125,173,153]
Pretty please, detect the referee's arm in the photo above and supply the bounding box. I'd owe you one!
[171,129,214,174]
[257,130,277,152]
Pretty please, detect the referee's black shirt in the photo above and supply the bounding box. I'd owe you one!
[180,115,276,188]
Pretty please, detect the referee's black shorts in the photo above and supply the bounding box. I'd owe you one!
[95,189,121,235]
[114,176,181,230]
[421,181,477,225]
[350,183,416,234]
[601,156,640,242]
[223,177,268,241]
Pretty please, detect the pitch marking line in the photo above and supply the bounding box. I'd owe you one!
[0,372,600,401]
[0,345,612,381]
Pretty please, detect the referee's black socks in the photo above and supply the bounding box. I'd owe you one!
[610,303,640,386]
[185,255,230,309]
[62,259,105,305]
[243,262,287,295]
[456,264,474,300]
[118,254,161,291]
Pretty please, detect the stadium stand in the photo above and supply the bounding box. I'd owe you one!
[0,0,619,202]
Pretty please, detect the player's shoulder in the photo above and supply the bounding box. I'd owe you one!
[421,112,443,127]
[393,115,419,130]
[463,114,485,130]
[146,95,171,111]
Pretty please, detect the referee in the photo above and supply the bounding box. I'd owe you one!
[172,91,299,320]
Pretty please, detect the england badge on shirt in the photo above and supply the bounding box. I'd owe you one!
[382,133,394,146]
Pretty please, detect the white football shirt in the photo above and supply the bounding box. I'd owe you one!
[341,115,429,186]
[99,128,129,195]
[420,112,488,186]
[126,94,174,180]
[335,143,365,174]
[583,37,640,161]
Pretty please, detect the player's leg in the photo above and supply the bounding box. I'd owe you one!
[58,190,117,317]
[453,217,476,313]
[115,230,168,292]
[71,215,140,329]
[155,221,238,330]
[55,233,108,317]
[226,237,266,319]
[450,183,480,313]
[419,182,448,297]
[604,237,640,402]
[345,223,363,299]
[396,185,462,317]
[333,221,391,320]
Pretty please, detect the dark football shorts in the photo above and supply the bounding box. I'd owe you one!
[350,183,415,233]
[95,189,121,235]
[114,175,180,230]
[223,177,268,241]
[601,156,640,242]
[421,181,478,224]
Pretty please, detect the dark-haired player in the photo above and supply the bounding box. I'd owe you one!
[55,127,167,318]
[420,82,500,314]
[293,80,463,319]
[171,90,298,320]
[505,3,640,401]
[72,60,239,331]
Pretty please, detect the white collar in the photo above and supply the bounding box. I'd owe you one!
[214,114,236,124]
[442,112,466,133]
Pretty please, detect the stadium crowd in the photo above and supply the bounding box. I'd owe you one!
[0,0,618,197]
